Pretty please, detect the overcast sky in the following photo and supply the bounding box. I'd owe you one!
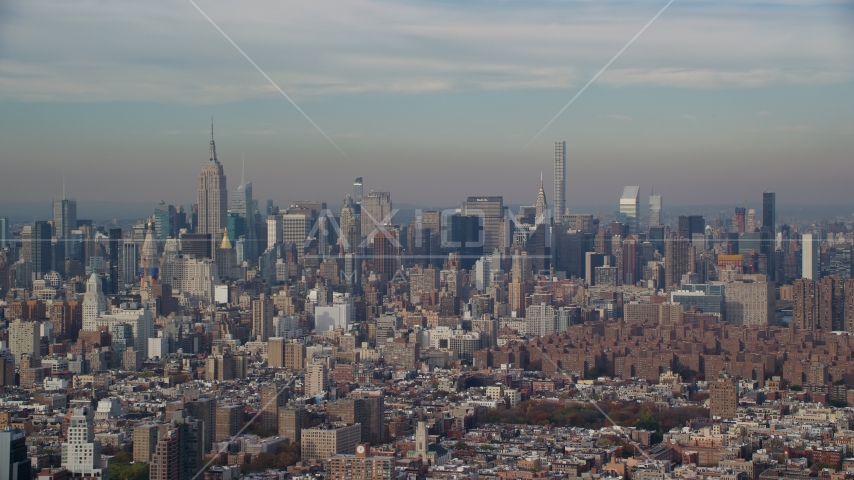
[1,0,852,213]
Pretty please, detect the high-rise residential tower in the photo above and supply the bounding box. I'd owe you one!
[619,186,640,235]
[709,375,737,419]
[554,141,565,223]
[649,193,662,228]
[252,293,274,342]
[353,177,363,204]
[197,122,228,248]
[803,233,819,280]
[762,191,776,281]
[61,406,109,479]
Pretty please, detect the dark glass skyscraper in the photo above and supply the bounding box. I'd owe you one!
[108,228,122,294]
[24,221,53,277]
[154,202,177,243]
[763,192,776,281]
[442,213,483,270]
[678,215,704,240]
[762,192,776,232]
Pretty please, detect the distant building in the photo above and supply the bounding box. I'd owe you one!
[185,397,216,453]
[724,274,773,326]
[61,407,108,479]
[8,319,40,364]
[133,424,160,463]
[554,141,566,222]
[284,342,306,370]
[463,196,504,254]
[197,123,228,253]
[278,407,306,443]
[328,444,393,480]
[149,428,179,480]
[360,191,392,244]
[525,303,555,338]
[267,338,286,368]
[305,358,329,396]
[709,375,737,419]
[260,386,287,433]
[52,197,77,240]
[802,233,819,280]
[665,236,692,292]
[328,395,384,444]
[301,423,362,462]
[619,186,640,235]
[215,405,242,441]
[0,427,30,480]
[252,294,274,342]
[315,304,351,333]
[649,193,662,228]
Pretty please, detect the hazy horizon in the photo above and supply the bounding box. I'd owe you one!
[1,199,850,225]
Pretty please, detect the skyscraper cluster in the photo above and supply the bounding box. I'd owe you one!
[1,124,854,480]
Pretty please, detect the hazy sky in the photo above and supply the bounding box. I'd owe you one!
[1,0,852,213]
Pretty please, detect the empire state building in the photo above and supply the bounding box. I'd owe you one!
[197,122,228,239]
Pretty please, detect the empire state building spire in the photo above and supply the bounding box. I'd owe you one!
[209,117,218,163]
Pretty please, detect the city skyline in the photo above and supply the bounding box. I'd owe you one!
[3,2,854,479]
[1,0,852,207]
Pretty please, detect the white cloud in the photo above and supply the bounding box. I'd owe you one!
[0,0,851,103]
[601,68,852,89]
[600,114,634,121]
[770,125,815,132]
[743,124,816,133]
[681,113,697,121]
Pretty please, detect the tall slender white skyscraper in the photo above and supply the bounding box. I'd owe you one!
[802,233,819,280]
[197,121,228,239]
[554,141,566,223]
